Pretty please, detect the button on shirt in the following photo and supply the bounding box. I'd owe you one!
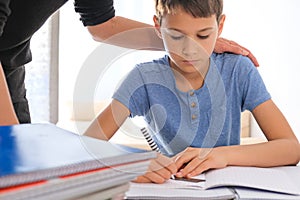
[113,53,271,156]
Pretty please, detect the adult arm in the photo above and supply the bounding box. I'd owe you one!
[0,62,19,125]
[0,0,19,125]
[87,16,259,66]
[73,0,259,66]
[174,100,300,178]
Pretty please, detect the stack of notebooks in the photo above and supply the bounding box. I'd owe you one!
[0,123,156,200]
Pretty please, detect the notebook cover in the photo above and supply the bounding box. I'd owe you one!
[0,123,156,187]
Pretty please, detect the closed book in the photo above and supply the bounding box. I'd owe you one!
[0,161,149,200]
[0,123,156,188]
[76,182,130,200]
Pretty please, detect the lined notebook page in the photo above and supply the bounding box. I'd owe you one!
[204,166,300,195]
[127,182,235,200]
[235,188,300,200]
[128,174,205,190]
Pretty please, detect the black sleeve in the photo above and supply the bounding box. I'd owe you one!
[74,0,115,26]
[0,0,11,36]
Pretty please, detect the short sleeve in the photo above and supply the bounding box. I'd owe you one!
[241,62,271,111]
[74,0,115,26]
[112,66,150,117]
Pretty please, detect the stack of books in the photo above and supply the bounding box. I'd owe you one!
[0,123,156,200]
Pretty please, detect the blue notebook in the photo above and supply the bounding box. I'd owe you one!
[0,123,156,188]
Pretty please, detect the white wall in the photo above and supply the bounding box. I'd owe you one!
[58,0,157,124]
[25,18,51,122]
[26,13,59,123]
[59,0,300,139]
[222,0,300,139]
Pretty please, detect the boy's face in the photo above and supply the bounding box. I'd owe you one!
[155,9,225,74]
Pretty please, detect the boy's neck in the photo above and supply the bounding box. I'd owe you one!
[170,59,210,92]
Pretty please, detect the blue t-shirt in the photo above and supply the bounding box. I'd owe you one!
[113,53,271,156]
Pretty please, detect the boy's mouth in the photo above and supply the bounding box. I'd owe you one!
[182,59,200,66]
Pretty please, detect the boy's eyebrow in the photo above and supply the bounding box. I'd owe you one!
[167,27,214,34]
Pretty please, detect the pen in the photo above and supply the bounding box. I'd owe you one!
[173,176,204,183]
[140,127,176,180]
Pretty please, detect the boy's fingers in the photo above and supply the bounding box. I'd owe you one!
[187,161,211,178]
[173,149,195,168]
[144,171,169,184]
[155,154,177,174]
[246,52,259,67]
[215,38,259,67]
[155,167,174,180]
[176,157,205,177]
[133,175,152,183]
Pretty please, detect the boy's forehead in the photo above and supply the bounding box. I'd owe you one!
[160,6,217,20]
[160,14,219,35]
[161,11,218,28]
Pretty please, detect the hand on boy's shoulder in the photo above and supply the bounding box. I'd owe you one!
[215,37,259,67]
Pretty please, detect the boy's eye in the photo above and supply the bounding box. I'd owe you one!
[197,35,209,39]
[164,29,185,40]
[170,35,184,40]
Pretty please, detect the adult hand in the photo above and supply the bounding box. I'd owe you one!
[215,37,259,67]
[133,152,177,184]
[174,147,228,178]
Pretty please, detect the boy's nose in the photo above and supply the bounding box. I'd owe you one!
[181,37,199,57]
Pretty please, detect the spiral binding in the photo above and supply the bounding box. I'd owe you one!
[140,127,160,153]
[140,127,176,180]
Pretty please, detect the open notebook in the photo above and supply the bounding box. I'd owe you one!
[126,166,300,200]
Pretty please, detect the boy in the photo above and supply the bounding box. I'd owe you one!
[84,0,300,184]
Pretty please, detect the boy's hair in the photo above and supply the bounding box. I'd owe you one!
[155,0,223,24]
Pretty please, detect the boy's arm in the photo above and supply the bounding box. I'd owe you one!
[87,16,259,66]
[174,100,300,178]
[84,99,178,183]
[0,62,19,125]
[225,99,300,166]
[84,99,130,140]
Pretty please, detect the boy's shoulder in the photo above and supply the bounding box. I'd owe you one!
[135,55,170,73]
[212,52,255,72]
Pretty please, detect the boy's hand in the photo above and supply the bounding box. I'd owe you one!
[215,37,259,67]
[133,153,177,184]
[174,147,228,178]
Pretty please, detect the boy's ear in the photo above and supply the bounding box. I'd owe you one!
[153,15,162,39]
[217,14,226,36]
